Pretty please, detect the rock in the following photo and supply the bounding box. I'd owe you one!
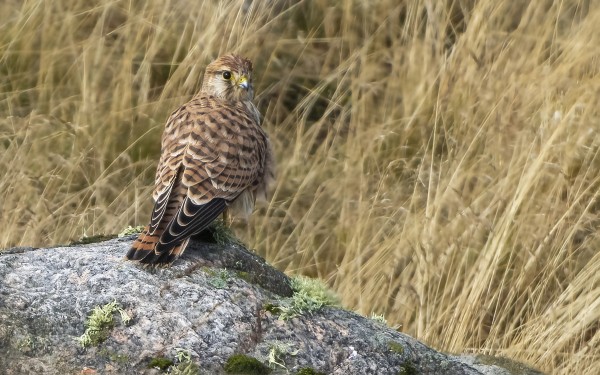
[0,236,544,375]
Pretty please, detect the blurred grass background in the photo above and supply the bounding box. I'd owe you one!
[1,0,599,373]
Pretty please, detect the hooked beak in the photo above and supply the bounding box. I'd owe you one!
[237,75,249,90]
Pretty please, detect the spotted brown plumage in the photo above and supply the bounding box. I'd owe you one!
[127,54,275,264]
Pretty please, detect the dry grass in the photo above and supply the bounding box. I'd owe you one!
[1,0,599,373]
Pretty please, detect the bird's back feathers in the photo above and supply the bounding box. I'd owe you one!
[126,56,273,265]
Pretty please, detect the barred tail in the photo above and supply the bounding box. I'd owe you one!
[126,226,189,265]
[126,225,157,260]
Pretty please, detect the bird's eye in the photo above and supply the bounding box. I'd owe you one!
[222,71,231,80]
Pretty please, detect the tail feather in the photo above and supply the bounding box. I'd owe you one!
[138,238,189,265]
[126,188,227,265]
[126,226,190,265]
[126,226,157,260]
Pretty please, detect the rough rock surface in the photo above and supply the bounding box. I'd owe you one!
[0,236,544,375]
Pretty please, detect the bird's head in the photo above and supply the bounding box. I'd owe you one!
[201,54,254,101]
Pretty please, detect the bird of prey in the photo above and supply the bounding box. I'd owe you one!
[126,54,274,264]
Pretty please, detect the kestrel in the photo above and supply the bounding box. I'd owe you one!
[126,54,275,264]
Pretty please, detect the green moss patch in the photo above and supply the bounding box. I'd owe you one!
[236,270,252,283]
[263,303,282,315]
[388,341,404,355]
[397,360,417,375]
[148,357,174,370]
[296,368,326,375]
[224,354,271,374]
